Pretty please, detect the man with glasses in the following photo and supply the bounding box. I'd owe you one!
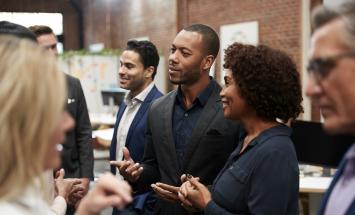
[306,2,355,215]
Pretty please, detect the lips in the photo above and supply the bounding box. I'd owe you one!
[221,100,229,108]
[168,66,181,74]
[119,77,129,84]
[320,107,334,118]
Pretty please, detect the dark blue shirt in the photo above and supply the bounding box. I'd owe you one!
[173,80,216,169]
[207,124,299,215]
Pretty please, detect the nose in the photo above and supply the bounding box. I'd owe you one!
[220,86,226,98]
[305,74,323,98]
[118,65,126,76]
[169,51,178,65]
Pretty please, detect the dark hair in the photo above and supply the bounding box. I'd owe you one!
[311,5,339,31]
[312,2,355,50]
[184,24,219,58]
[224,43,303,123]
[126,40,159,79]
[0,21,37,42]
[28,25,54,37]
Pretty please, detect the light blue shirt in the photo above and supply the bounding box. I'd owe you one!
[325,144,355,215]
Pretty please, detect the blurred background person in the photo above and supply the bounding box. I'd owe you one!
[0,20,80,215]
[29,25,93,214]
[179,43,303,215]
[0,35,132,214]
[306,2,355,215]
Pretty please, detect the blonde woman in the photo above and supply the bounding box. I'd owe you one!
[0,36,132,214]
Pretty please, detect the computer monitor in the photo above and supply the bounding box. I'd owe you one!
[290,120,355,168]
[101,90,125,106]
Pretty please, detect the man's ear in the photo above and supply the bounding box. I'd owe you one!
[202,55,215,71]
[144,66,155,79]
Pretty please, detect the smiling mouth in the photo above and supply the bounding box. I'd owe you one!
[222,101,229,107]
[320,108,333,116]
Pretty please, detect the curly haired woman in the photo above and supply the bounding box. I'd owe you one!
[179,43,303,215]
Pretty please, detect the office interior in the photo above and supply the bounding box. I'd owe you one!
[1,0,353,214]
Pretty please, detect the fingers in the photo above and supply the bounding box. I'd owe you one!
[178,191,192,207]
[120,161,143,182]
[122,147,132,162]
[131,166,143,179]
[187,177,203,190]
[125,163,141,174]
[181,174,200,183]
[151,184,179,202]
[180,174,187,183]
[155,182,179,193]
[56,168,65,179]
[69,179,83,186]
[109,160,125,168]
[71,192,85,200]
[179,181,190,197]
[108,195,125,210]
[96,173,132,203]
[70,184,86,193]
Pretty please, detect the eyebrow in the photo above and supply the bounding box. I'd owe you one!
[171,44,192,53]
[120,60,135,66]
[224,76,231,82]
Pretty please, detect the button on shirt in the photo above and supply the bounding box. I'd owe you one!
[172,80,215,169]
[115,82,154,179]
[325,143,355,215]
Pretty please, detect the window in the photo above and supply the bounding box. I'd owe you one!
[0,12,64,53]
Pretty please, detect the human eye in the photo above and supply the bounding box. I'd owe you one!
[224,77,230,86]
[170,46,176,53]
[181,51,191,57]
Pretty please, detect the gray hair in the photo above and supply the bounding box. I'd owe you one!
[312,1,355,50]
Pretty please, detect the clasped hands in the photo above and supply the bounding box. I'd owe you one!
[54,169,90,207]
[110,147,212,212]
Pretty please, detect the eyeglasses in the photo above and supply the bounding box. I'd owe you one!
[307,52,355,81]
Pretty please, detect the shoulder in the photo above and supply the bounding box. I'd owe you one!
[150,90,176,109]
[151,86,164,98]
[254,127,298,166]
[0,202,26,214]
[65,74,81,86]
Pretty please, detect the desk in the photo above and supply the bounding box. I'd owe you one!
[92,128,114,147]
[299,176,332,193]
[299,176,332,215]
[90,113,116,126]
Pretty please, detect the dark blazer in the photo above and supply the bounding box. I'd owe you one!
[318,147,355,215]
[110,85,163,215]
[206,125,299,215]
[136,80,242,215]
[62,74,93,179]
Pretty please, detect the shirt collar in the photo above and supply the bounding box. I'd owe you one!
[345,143,355,160]
[176,77,215,107]
[239,124,292,147]
[124,82,154,106]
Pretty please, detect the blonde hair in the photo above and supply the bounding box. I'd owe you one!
[0,36,66,200]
